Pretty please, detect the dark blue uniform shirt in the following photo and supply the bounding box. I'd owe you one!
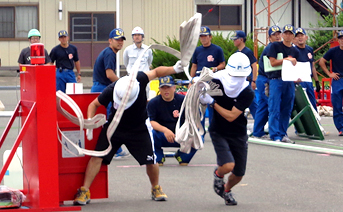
[49,44,79,70]
[266,41,299,79]
[147,93,185,133]
[192,44,225,76]
[296,45,314,75]
[323,46,343,75]
[92,47,117,86]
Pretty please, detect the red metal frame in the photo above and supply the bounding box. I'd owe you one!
[0,65,82,211]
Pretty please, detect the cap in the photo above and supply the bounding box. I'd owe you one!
[230,30,246,40]
[109,28,126,40]
[58,30,68,38]
[225,52,252,77]
[113,76,140,110]
[338,30,343,38]
[159,76,175,88]
[295,27,306,36]
[268,25,281,36]
[200,26,211,36]
[282,24,295,34]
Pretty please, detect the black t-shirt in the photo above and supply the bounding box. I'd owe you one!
[209,79,255,136]
[18,46,51,64]
[266,41,299,79]
[49,44,79,70]
[147,93,185,133]
[98,72,149,132]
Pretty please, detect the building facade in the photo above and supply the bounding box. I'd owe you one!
[0,0,323,68]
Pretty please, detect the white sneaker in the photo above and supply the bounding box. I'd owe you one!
[281,136,295,144]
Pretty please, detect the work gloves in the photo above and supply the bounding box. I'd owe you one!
[199,93,215,105]
[173,60,184,73]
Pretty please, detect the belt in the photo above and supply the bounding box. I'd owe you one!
[57,68,73,72]
[270,77,282,80]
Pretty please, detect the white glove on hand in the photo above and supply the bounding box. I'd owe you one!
[199,93,214,105]
[173,60,184,73]
[86,129,93,140]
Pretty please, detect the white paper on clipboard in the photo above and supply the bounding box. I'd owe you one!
[281,60,312,82]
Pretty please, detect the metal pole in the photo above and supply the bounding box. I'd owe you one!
[116,0,120,77]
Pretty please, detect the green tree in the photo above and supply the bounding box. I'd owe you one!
[151,33,264,80]
[308,12,343,77]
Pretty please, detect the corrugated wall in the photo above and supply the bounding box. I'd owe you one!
[0,0,324,67]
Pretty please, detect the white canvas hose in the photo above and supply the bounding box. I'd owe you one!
[175,67,223,153]
[56,13,202,157]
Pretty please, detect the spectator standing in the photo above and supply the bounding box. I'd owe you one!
[319,30,343,136]
[231,30,258,119]
[253,25,282,138]
[266,24,300,143]
[18,29,51,65]
[294,27,320,111]
[49,30,81,92]
[90,28,129,158]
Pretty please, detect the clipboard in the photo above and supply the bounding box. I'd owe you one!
[263,53,283,72]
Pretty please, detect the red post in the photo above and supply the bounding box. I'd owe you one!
[19,65,81,211]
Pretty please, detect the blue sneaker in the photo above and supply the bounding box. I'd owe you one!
[113,150,130,159]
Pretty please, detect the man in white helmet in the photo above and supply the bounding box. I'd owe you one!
[123,26,153,74]
[199,52,255,206]
[18,29,51,65]
[73,60,185,205]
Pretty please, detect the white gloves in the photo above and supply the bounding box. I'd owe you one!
[173,60,184,73]
[199,93,214,105]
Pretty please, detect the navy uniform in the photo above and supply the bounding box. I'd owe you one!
[49,30,80,93]
[147,76,196,165]
[319,30,343,135]
[231,30,258,119]
[253,25,282,137]
[266,25,299,142]
[295,28,318,111]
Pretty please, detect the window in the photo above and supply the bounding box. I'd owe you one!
[0,5,38,39]
[197,5,242,30]
[69,13,115,41]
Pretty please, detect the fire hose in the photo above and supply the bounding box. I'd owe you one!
[56,13,203,157]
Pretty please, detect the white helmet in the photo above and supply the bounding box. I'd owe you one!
[225,52,251,77]
[132,26,144,37]
[113,76,140,110]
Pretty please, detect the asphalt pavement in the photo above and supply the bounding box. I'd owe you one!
[0,72,343,212]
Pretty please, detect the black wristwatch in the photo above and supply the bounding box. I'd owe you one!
[210,100,216,108]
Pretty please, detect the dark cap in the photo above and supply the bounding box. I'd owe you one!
[159,76,175,88]
[230,30,246,40]
[338,30,343,38]
[200,26,211,36]
[109,28,126,40]
[295,27,306,36]
[282,24,295,34]
[268,25,281,36]
[58,30,68,38]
